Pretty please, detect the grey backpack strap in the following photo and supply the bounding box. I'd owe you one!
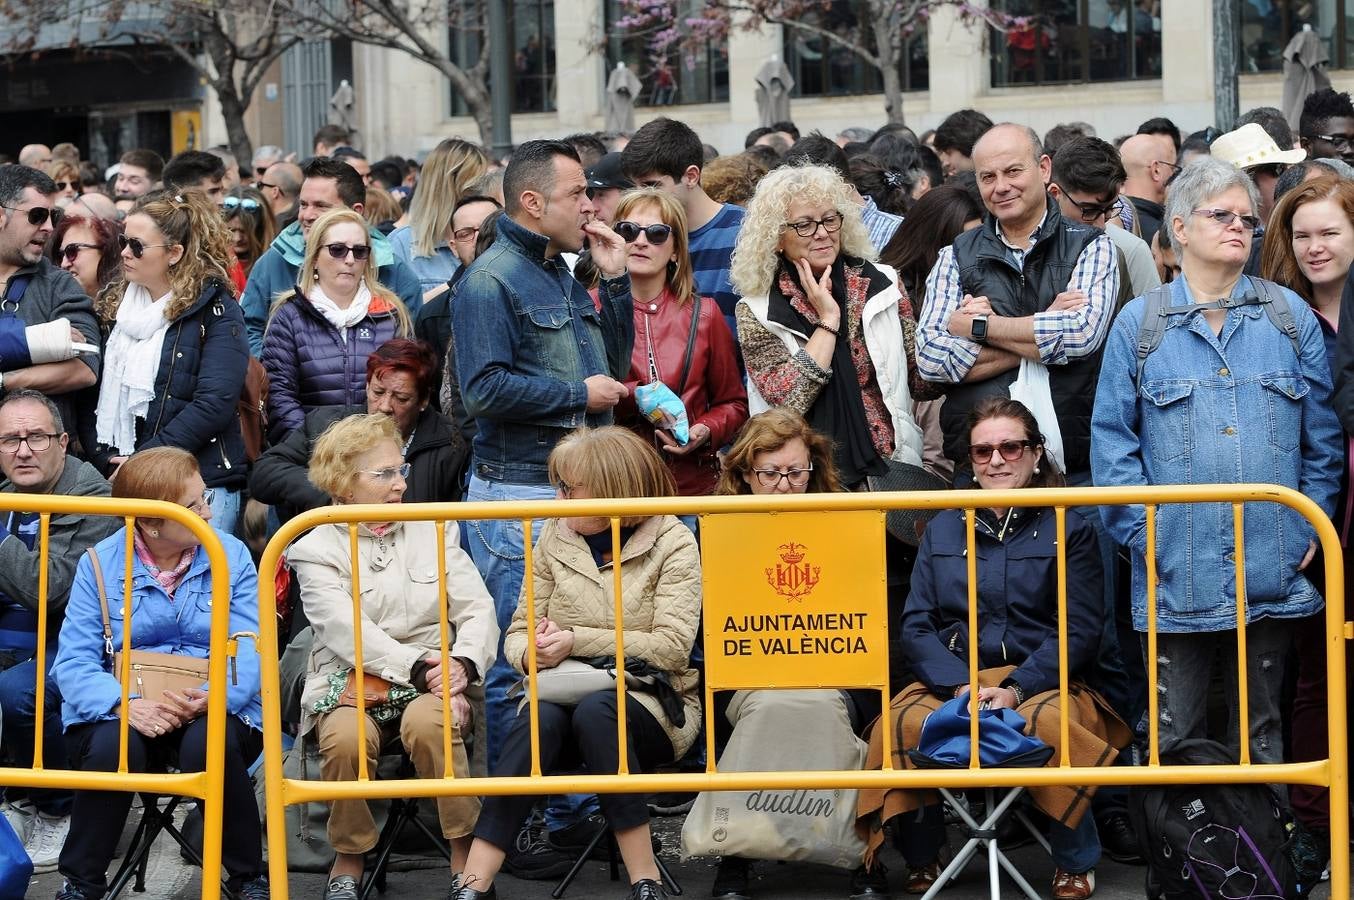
[1250,277,1302,358]
[1134,284,1175,386]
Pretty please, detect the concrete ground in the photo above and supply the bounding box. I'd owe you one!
[25,803,1342,899]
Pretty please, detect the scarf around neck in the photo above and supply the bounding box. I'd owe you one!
[134,527,195,598]
[308,281,373,343]
[96,283,172,455]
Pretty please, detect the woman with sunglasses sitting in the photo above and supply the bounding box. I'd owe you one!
[732,163,937,492]
[857,398,1129,900]
[262,207,413,445]
[92,190,249,533]
[224,187,277,283]
[611,188,746,496]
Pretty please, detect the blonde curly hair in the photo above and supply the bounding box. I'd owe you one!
[730,163,876,299]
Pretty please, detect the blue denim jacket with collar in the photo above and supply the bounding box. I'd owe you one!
[452,215,634,485]
[1091,274,1342,633]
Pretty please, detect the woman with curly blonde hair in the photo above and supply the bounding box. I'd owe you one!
[732,163,937,489]
[93,190,249,532]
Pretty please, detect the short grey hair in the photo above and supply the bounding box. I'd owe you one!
[1162,156,1261,254]
[253,145,285,165]
[0,389,64,433]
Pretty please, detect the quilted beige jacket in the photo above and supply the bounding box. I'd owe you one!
[289,519,499,736]
[504,514,703,758]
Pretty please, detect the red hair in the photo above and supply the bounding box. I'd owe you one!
[365,338,439,402]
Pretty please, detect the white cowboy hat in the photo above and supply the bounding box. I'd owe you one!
[1210,122,1307,170]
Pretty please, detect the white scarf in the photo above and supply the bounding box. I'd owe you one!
[308,281,372,344]
[96,284,172,455]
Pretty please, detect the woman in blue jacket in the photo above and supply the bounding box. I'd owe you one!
[856,398,1129,900]
[51,447,266,900]
[92,191,249,534]
[261,207,413,445]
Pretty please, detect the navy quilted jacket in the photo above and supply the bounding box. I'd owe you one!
[261,288,406,443]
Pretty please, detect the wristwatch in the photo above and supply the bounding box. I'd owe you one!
[970,315,989,344]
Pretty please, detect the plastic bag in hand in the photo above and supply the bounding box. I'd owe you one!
[634,381,689,445]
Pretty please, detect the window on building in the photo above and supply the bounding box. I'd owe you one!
[604,0,729,106]
[783,2,928,96]
[989,0,1162,86]
[448,1,555,117]
[1237,1,1354,72]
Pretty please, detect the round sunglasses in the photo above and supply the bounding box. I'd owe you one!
[614,221,673,245]
[324,242,371,261]
[117,234,173,258]
[59,242,99,264]
[223,196,261,212]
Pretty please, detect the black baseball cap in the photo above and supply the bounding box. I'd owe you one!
[585,153,634,191]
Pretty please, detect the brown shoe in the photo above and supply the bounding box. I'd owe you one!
[1051,868,1095,900]
[902,861,941,895]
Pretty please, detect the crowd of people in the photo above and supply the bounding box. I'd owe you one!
[0,91,1351,900]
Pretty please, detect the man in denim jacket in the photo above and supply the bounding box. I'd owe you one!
[1091,157,1341,764]
[452,139,633,783]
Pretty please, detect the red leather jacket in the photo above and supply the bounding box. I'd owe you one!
[618,289,748,495]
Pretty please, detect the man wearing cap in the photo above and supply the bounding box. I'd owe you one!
[584,152,633,226]
[1210,122,1307,276]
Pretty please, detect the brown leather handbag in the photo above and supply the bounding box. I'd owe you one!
[86,547,210,699]
[338,671,393,707]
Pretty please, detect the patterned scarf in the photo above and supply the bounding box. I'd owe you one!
[134,528,195,598]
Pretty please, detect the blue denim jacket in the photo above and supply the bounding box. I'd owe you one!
[1091,275,1342,633]
[452,215,633,484]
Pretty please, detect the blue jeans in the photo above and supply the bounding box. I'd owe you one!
[208,487,242,538]
[0,652,71,815]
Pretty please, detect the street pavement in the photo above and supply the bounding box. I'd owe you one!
[26,805,1343,899]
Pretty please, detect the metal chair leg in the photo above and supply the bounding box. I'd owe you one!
[551,824,610,899]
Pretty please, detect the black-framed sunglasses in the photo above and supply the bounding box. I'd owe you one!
[1191,208,1261,230]
[1053,184,1121,221]
[52,181,75,192]
[117,234,173,258]
[60,242,98,264]
[968,439,1037,465]
[613,221,673,245]
[324,242,371,261]
[255,167,270,177]
[782,212,844,238]
[1,204,59,227]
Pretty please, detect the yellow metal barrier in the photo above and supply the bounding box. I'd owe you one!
[0,494,234,900]
[257,485,1349,900]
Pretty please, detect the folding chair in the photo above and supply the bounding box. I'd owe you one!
[907,744,1055,900]
[107,794,238,900]
[551,817,682,900]
[358,757,451,899]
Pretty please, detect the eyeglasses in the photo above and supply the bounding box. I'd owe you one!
[60,242,98,264]
[1153,160,1183,176]
[223,196,260,212]
[452,225,480,242]
[360,463,410,482]
[613,221,673,245]
[53,181,75,192]
[255,167,270,177]
[324,242,371,261]
[1308,132,1354,149]
[117,234,173,258]
[1191,208,1261,230]
[968,439,1036,465]
[0,432,60,453]
[257,181,278,192]
[1,204,59,227]
[782,213,844,238]
[1053,184,1121,221]
[751,465,814,488]
[184,488,216,513]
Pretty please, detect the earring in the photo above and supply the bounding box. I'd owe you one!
[1033,466,1040,474]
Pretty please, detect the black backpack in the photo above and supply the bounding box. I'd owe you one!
[1128,739,1304,900]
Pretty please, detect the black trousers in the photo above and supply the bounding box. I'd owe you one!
[58,715,263,896]
[474,691,673,850]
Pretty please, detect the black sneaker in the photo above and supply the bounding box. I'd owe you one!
[234,876,269,900]
[55,885,92,900]
[546,813,609,860]
[711,856,751,898]
[502,822,573,880]
[1097,812,1144,864]
[628,878,668,900]
[850,861,891,898]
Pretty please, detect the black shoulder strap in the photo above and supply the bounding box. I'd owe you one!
[676,299,701,395]
[1134,284,1175,386]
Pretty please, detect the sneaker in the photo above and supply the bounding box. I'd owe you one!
[1097,812,1144,864]
[628,878,668,900]
[711,856,751,898]
[235,876,269,900]
[902,861,941,895]
[25,812,69,874]
[2,800,34,844]
[1051,868,1095,900]
[849,861,890,898]
[502,822,573,880]
[55,883,92,900]
[325,875,360,900]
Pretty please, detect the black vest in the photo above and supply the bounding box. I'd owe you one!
[943,197,1102,474]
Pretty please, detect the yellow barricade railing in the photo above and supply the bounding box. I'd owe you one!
[0,494,234,900]
[257,485,1349,900]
